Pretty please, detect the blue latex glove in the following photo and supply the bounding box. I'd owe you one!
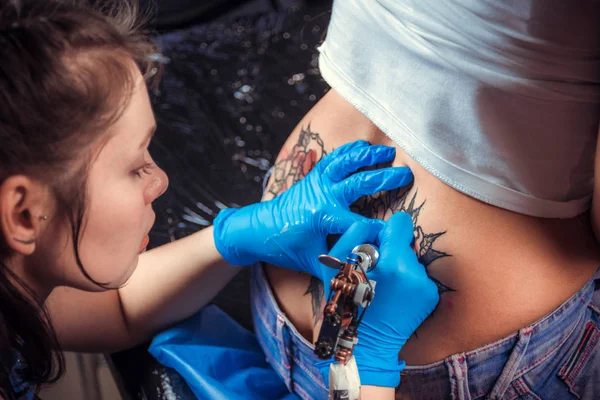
[149,305,299,400]
[213,140,413,279]
[318,213,440,388]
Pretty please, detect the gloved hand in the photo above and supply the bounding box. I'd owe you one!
[213,140,413,279]
[318,213,440,388]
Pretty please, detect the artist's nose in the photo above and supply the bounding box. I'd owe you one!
[144,164,169,205]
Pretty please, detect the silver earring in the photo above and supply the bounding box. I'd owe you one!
[39,216,47,221]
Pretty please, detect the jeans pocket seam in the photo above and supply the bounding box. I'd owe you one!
[516,378,542,400]
[557,321,599,399]
[292,382,312,400]
[291,354,328,389]
[515,311,583,378]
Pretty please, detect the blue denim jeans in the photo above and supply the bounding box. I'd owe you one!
[251,264,600,399]
[251,264,329,399]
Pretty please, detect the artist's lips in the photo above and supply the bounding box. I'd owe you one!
[139,234,150,253]
[139,214,155,253]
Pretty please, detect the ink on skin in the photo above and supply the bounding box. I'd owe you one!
[266,124,327,323]
[265,124,455,326]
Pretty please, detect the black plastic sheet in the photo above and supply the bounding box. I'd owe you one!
[149,12,328,242]
[111,2,333,399]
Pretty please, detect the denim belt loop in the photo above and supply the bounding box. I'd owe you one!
[593,274,600,307]
[488,327,533,399]
[447,354,471,400]
[275,313,294,390]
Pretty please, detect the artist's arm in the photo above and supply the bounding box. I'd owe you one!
[361,387,395,399]
[47,227,240,353]
[48,142,413,353]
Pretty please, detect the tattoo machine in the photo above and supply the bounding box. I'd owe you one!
[315,244,379,399]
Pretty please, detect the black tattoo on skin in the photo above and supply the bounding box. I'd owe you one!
[352,189,455,294]
[266,124,327,322]
[305,276,325,324]
[266,124,455,326]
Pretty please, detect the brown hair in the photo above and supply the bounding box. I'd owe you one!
[0,0,159,397]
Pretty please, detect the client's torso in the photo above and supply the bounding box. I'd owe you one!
[262,89,600,365]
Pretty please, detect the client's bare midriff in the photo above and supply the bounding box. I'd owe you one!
[262,89,600,366]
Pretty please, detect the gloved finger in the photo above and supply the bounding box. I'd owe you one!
[317,218,382,291]
[377,212,415,248]
[424,279,441,311]
[332,167,413,206]
[316,206,384,236]
[317,140,369,171]
[314,212,381,284]
[328,218,383,261]
[324,144,396,182]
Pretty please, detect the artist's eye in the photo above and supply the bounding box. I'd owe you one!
[132,162,154,178]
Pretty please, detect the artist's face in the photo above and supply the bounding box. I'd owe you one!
[44,69,169,290]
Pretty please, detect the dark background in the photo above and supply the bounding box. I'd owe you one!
[108,0,333,398]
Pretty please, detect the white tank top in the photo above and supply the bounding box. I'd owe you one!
[318,0,600,218]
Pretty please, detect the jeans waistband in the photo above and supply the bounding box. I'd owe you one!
[400,270,599,399]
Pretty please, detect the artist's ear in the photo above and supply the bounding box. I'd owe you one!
[0,175,50,255]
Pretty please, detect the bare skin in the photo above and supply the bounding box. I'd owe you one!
[262,89,600,369]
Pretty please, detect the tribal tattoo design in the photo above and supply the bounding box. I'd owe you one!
[352,189,455,294]
[265,125,454,324]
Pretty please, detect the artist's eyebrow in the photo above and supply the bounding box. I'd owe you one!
[139,124,157,149]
